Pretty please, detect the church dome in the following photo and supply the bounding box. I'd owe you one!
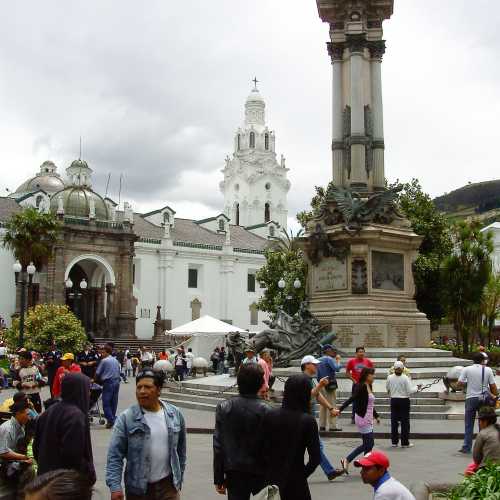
[246,88,265,104]
[14,160,66,196]
[50,186,109,220]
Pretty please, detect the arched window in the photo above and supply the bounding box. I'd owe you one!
[269,225,275,237]
[249,132,255,148]
[35,195,43,208]
[163,212,170,224]
[264,203,270,223]
[218,218,225,231]
[235,203,240,226]
[237,134,241,151]
[264,133,269,150]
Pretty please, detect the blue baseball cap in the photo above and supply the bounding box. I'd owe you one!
[322,344,336,352]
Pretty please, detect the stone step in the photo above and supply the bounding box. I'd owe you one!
[288,357,471,369]
[180,379,442,396]
[273,367,450,380]
[336,348,454,359]
[163,386,445,406]
[163,392,450,413]
[166,397,452,420]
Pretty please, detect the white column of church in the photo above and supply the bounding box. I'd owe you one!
[370,46,385,190]
[331,46,344,186]
[349,47,367,187]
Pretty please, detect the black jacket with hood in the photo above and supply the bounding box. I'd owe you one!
[33,372,96,484]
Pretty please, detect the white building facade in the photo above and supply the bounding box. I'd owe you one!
[0,86,289,339]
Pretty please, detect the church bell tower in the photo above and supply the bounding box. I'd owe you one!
[220,81,290,229]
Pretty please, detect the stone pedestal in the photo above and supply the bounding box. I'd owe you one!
[302,220,431,348]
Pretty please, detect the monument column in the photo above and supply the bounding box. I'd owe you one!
[369,41,386,190]
[348,35,367,189]
[329,43,344,185]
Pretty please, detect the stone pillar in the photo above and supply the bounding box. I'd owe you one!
[348,36,367,189]
[329,43,344,186]
[369,41,386,190]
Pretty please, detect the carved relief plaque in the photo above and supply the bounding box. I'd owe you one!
[336,325,355,348]
[372,251,404,291]
[313,258,348,292]
[364,326,384,348]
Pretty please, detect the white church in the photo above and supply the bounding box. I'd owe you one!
[0,85,290,339]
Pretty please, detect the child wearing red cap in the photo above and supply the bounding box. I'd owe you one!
[354,450,415,499]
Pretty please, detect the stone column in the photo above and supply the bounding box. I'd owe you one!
[369,41,386,190]
[329,43,344,186]
[348,35,367,189]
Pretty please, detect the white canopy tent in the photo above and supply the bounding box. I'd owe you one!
[166,315,247,359]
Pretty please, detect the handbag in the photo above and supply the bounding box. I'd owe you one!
[480,366,497,407]
[252,485,281,500]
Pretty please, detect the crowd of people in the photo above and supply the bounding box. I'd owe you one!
[0,339,499,499]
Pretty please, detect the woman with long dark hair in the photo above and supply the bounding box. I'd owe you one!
[337,367,379,474]
[263,374,321,500]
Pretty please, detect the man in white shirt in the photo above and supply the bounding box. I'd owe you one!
[354,450,415,500]
[185,348,194,378]
[458,352,498,454]
[386,361,420,448]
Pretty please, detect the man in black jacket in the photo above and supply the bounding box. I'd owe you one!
[213,363,270,500]
[33,373,96,486]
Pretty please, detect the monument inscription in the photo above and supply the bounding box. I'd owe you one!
[313,257,347,292]
[372,251,404,291]
[336,325,355,348]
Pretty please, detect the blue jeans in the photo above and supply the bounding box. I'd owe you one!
[319,438,336,476]
[102,379,120,425]
[462,397,481,452]
[346,432,374,463]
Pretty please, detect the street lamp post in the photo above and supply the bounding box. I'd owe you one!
[278,277,301,315]
[13,260,36,348]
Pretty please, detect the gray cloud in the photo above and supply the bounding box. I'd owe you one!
[0,0,499,222]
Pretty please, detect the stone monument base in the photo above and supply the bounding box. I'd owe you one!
[302,220,431,349]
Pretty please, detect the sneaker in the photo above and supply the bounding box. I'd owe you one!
[320,427,326,432]
[391,444,399,448]
[401,443,414,448]
[458,448,471,454]
[332,427,342,432]
[105,423,114,429]
[327,470,345,481]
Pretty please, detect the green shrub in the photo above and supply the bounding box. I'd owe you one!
[436,462,500,499]
[5,303,87,354]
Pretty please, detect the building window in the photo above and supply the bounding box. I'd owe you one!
[236,203,240,225]
[132,263,136,285]
[188,268,198,288]
[140,308,150,319]
[265,133,269,150]
[237,134,241,151]
[269,225,275,237]
[191,298,202,321]
[247,273,256,293]
[265,182,271,191]
[35,195,43,208]
[264,203,270,223]
[218,218,225,231]
[249,132,255,148]
[250,303,258,326]
[163,212,170,224]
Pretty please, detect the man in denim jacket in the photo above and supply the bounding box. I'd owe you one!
[106,369,186,499]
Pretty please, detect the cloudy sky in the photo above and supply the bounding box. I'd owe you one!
[1,1,499,229]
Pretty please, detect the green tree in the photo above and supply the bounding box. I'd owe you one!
[442,220,493,353]
[4,304,87,354]
[2,207,59,267]
[297,182,333,229]
[256,229,307,317]
[392,179,453,329]
[482,273,500,348]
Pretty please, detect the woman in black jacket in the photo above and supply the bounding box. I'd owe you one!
[263,374,321,500]
[33,373,95,485]
[337,367,379,474]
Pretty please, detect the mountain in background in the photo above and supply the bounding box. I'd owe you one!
[433,179,500,225]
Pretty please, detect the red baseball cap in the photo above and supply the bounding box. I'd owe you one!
[354,450,390,469]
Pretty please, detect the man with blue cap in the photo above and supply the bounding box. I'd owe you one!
[317,344,342,431]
